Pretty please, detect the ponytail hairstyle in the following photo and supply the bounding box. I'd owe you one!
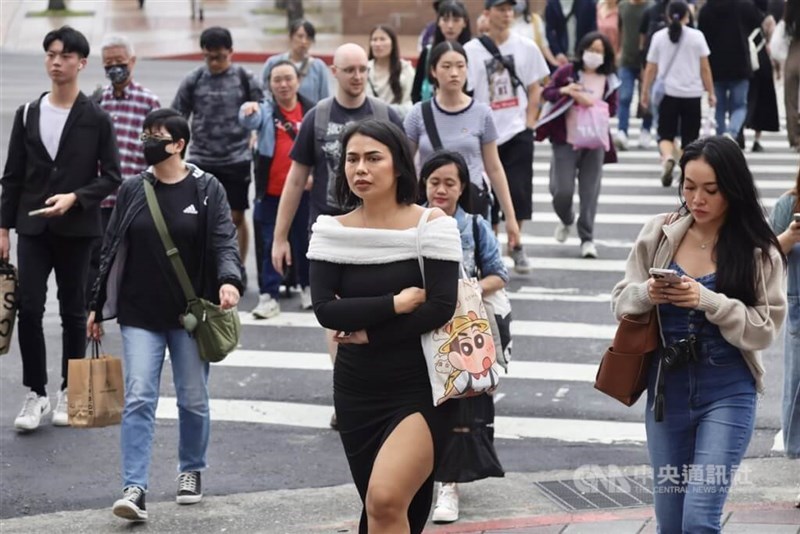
[667,1,689,43]
[678,136,784,306]
[368,25,403,104]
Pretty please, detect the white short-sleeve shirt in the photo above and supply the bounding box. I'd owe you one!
[464,33,549,144]
[646,26,711,99]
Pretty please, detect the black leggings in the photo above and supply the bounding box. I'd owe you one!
[657,95,701,146]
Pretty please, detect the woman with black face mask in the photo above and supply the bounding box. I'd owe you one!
[86,108,242,523]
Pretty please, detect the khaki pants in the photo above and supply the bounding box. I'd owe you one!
[785,40,800,148]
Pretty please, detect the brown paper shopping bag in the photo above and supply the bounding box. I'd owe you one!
[68,341,124,428]
[0,261,19,356]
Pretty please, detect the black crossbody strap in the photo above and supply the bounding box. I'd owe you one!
[472,215,484,277]
[421,100,443,151]
[478,35,525,91]
[143,180,198,302]
[272,102,298,140]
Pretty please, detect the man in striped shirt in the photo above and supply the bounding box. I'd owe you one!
[88,35,160,295]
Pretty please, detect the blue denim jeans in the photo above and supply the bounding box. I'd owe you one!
[714,79,750,136]
[120,326,210,490]
[618,66,653,135]
[253,192,310,298]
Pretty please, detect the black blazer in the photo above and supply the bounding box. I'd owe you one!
[0,92,122,237]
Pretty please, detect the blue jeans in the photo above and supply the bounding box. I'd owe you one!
[784,290,800,458]
[645,339,756,533]
[254,192,310,298]
[618,66,653,135]
[714,80,750,136]
[120,326,210,490]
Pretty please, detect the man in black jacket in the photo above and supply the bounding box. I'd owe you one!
[0,26,122,432]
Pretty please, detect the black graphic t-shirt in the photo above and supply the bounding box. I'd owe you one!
[118,175,202,330]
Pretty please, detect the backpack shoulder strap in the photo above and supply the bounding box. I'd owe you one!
[477,35,525,91]
[313,96,334,142]
[472,215,484,277]
[185,67,206,111]
[421,100,443,151]
[238,65,252,100]
[366,96,390,122]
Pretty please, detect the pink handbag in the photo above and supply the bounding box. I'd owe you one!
[571,100,610,151]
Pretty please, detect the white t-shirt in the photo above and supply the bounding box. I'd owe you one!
[465,32,549,144]
[39,94,71,160]
[646,26,711,99]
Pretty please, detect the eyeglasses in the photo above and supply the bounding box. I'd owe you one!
[335,65,369,75]
[140,133,173,142]
[203,52,230,63]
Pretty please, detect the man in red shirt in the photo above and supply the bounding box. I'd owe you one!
[239,60,313,318]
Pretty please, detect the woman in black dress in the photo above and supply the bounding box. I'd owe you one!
[744,0,780,152]
[307,120,462,533]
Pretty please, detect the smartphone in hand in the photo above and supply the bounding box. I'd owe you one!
[649,268,682,285]
[28,208,50,217]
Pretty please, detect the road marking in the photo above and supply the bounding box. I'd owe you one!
[772,430,784,453]
[533,177,793,190]
[237,313,618,340]
[532,193,779,208]
[156,397,646,444]
[532,162,796,175]
[496,235,636,249]
[216,350,600,382]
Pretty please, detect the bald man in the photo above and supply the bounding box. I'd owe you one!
[270,44,403,428]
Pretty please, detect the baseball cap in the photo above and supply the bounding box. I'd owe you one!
[485,0,517,8]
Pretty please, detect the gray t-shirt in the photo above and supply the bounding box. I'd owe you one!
[404,98,498,188]
[172,65,264,166]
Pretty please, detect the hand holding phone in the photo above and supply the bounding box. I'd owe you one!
[28,208,50,217]
[649,268,683,285]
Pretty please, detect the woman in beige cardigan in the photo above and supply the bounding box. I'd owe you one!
[611,135,786,533]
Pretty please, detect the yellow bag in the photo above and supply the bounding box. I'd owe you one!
[67,341,124,428]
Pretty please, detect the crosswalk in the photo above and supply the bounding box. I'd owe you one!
[155,119,798,459]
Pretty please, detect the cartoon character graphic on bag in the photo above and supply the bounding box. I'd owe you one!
[436,310,498,405]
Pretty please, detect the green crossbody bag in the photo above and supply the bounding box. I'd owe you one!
[143,180,241,363]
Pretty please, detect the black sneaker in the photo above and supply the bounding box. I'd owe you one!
[752,141,764,152]
[176,471,202,504]
[112,486,148,521]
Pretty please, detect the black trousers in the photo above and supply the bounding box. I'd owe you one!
[17,230,94,393]
[497,128,535,221]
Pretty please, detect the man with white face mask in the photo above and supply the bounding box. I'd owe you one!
[464,0,549,274]
[90,35,161,300]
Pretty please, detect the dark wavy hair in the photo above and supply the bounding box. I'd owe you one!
[677,136,784,306]
[573,31,617,75]
[433,0,472,46]
[667,1,689,43]
[368,25,403,104]
[419,150,472,212]
[335,120,419,209]
[427,40,468,88]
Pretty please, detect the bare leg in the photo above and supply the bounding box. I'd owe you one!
[366,413,434,533]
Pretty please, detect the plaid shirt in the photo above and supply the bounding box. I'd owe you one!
[99,79,160,208]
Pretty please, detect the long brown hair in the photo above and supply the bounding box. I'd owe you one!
[368,25,403,104]
[792,163,800,212]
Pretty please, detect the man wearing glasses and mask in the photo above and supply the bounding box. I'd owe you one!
[89,35,161,300]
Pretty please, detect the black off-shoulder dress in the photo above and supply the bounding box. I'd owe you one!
[310,256,459,533]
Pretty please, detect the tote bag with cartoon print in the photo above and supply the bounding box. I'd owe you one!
[416,210,500,406]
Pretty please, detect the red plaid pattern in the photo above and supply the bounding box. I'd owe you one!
[99,80,160,208]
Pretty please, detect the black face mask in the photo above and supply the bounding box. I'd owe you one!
[143,139,174,166]
[104,64,130,85]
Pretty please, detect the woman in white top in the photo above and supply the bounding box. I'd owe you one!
[404,40,521,251]
[511,0,561,70]
[367,25,415,119]
[642,0,716,187]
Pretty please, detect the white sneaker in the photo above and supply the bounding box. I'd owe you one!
[14,392,51,432]
[251,294,280,319]
[581,241,598,259]
[52,389,69,426]
[638,130,654,149]
[300,286,313,310]
[613,131,629,151]
[432,483,459,523]
[554,222,573,243]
